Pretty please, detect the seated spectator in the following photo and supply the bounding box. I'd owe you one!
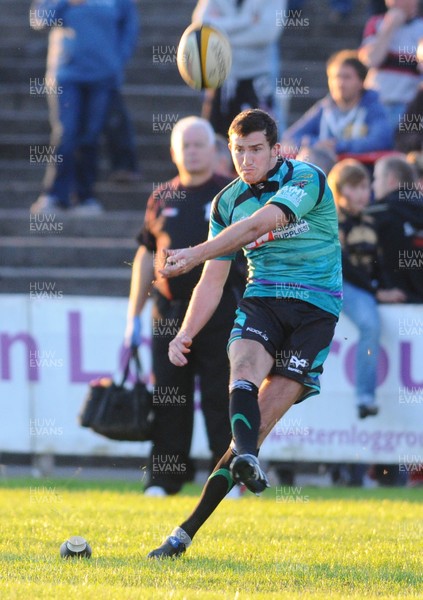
[395,85,423,153]
[395,39,423,154]
[358,0,423,131]
[295,145,337,175]
[367,154,423,302]
[327,159,405,419]
[407,151,423,189]
[281,50,393,157]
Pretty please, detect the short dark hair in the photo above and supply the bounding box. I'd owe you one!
[228,109,278,148]
[327,50,368,82]
[377,155,417,187]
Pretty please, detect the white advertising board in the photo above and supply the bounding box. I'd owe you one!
[0,294,422,464]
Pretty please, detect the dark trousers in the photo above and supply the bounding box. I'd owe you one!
[206,78,275,137]
[103,88,139,172]
[146,291,237,494]
[44,79,113,205]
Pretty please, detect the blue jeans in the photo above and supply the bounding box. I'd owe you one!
[342,282,381,406]
[45,79,113,206]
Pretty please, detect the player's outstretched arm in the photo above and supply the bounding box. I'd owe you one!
[168,259,231,366]
[160,203,285,278]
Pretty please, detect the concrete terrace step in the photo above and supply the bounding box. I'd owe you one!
[0,236,137,268]
[0,83,203,112]
[0,160,177,184]
[4,0,195,17]
[0,185,151,212]
[0,267,131,297]
[0,172,178,211]
[0,209,144,238]
[0,135,169,161]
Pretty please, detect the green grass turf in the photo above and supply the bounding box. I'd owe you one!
[0,478,422,599]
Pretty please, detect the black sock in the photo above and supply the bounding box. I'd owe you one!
[180,447,236,540]
[229,379,260,455]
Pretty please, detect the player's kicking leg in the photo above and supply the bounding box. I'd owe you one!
[147,375,304,558]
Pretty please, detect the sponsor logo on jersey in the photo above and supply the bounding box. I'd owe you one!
[245,219,310,249]
[291,180,309,189]
[279,186,307,206]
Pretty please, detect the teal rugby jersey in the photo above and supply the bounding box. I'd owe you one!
[209,157,343,317]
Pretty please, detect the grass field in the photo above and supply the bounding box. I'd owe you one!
[0,477,422,599]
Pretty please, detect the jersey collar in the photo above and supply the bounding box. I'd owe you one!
[249,157,285,197]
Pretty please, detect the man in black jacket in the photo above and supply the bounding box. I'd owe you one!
[125,116,245,496]
[368,154,423,303]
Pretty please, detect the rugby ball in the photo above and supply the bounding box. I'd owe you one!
[177,23,232,90]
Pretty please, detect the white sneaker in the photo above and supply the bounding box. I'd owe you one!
[72,198,103,215]
[144,486,168,497]
[31,194,65,214]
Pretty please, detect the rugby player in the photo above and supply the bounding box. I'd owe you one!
[148,109,342,558]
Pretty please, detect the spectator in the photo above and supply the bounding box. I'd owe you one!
[368,0,387,16]
[192,0,286,136]
[395,86,423,152]
[281,50,393,157]
[327,159,406,419]
[358,0,423,131]
[395,39,423,153]
[367,154,423,302]
[295,145,337,175]
[407,151,423,188]
[30,0,138,213]
[104,89,141,184]
[214,133,236,178]
[287,0,353,22]
[125,116,245,496]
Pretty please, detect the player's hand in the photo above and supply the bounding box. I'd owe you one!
[124,315,141,348]
[376,288,407,303]
[382,8,407,30]
[159,247,201,278]
[168,331,192,366]
[314,139,337,151]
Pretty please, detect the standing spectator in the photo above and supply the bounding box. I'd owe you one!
[104,90,141,184]
[327,159,405,419]
[368,154,423,302]
[192,0,286,136]
[125,117,245,496]
[287,0,353,22]
[214,133,237,178]
[358,0,423,131]
[281,50,393,156]
[30,0,139,213]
